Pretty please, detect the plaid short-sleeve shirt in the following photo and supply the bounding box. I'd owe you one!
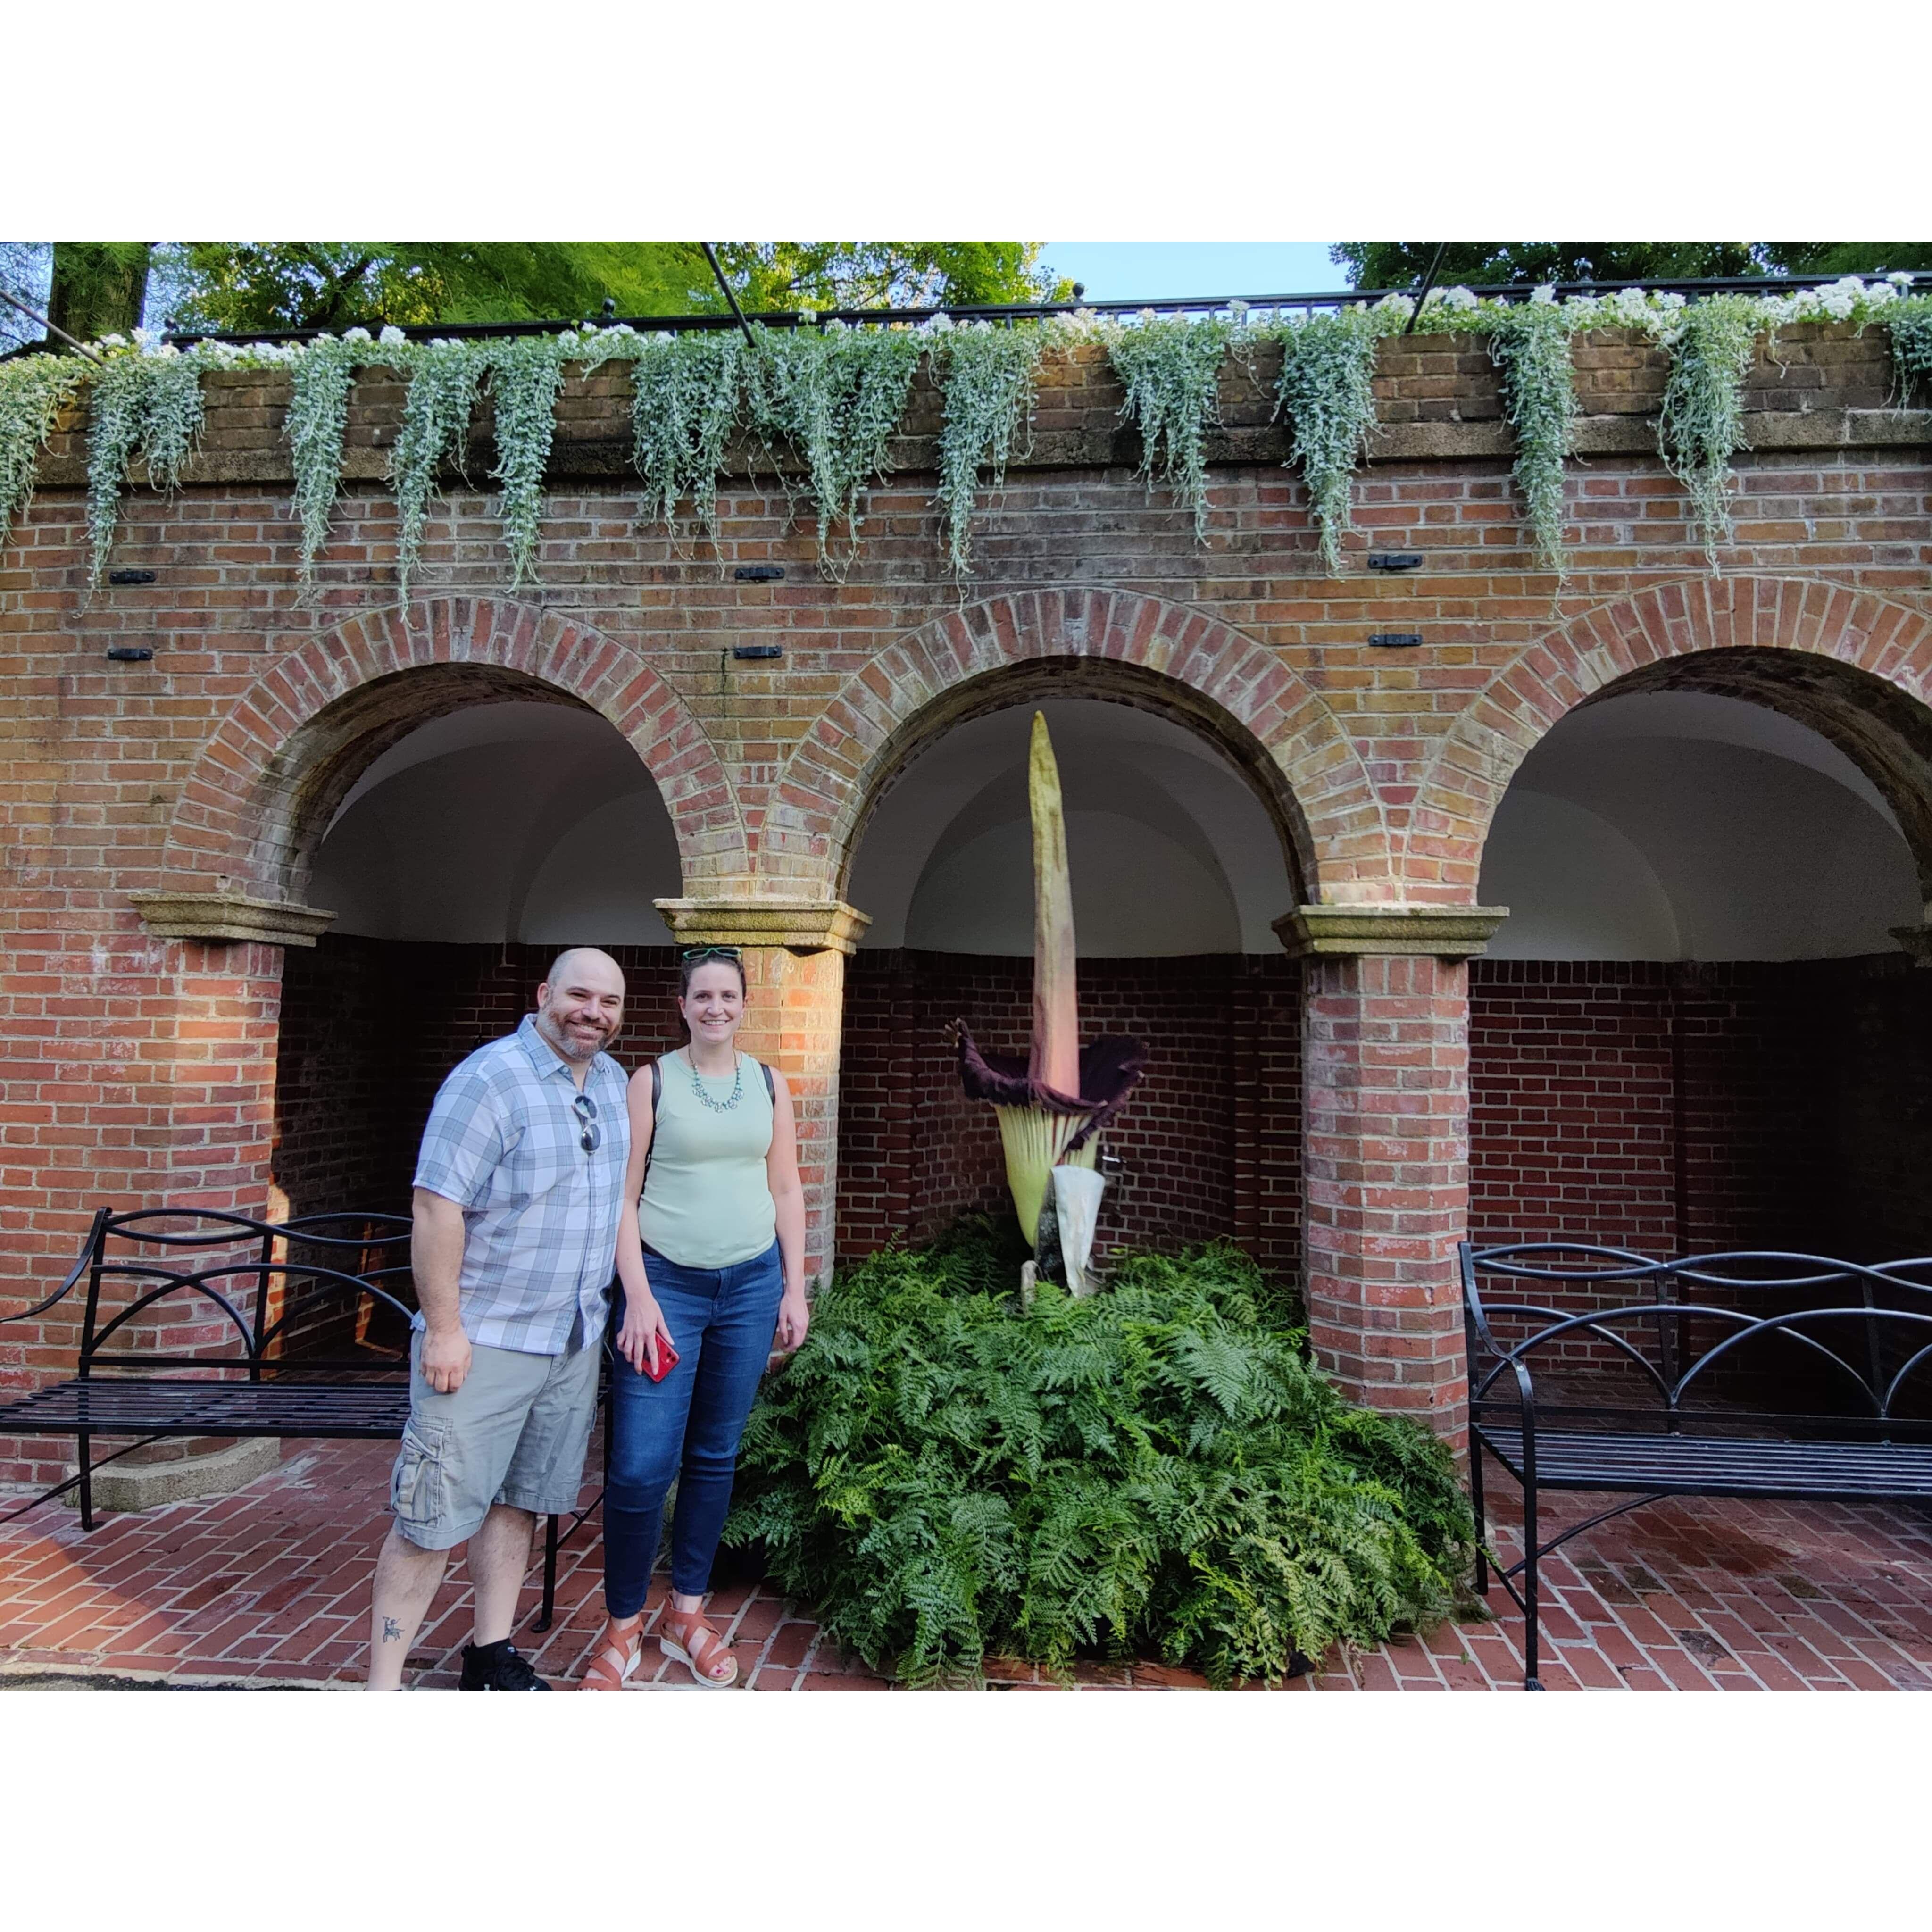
[412,1015,632,1355]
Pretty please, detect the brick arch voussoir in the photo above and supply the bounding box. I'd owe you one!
[769,586,1387,904]
[157,597,745,904]
[1407,575,1932,900]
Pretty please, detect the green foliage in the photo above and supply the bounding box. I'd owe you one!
[587,329,746,544]
[726,1225,1473,1686]
[47,243,152,344]
[481,334,570,588]
[748,322,923,574]
[932,321,1046,576]
[1335,242,1766,290]
[1107,314,1232,540]
[285,335,368,591]
[156,242,1063,335]
[1271,308,1391,573]
[1653,295,1764,568]
[1486,301,1581,576]
[84,343,206,588]
[0,352,87,553]
[8,276,1926,596]
[1888,298,1932,406]
[389,337,486,603]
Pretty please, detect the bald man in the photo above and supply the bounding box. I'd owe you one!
[368,949,631,1689]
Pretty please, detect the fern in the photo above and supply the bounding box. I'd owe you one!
[727,1228,1473,1686]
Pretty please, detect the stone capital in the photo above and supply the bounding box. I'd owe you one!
[1894,923,1932,968]
[129,888,337,949]
[654,897,872,957]
[1274,903,1509,961]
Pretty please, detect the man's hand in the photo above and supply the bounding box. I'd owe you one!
[617,1290,675,1376]
[775,1286,810,1353]
[422,1323,472,1395]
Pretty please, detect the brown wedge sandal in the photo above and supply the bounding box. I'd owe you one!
[580,1612,644,1690]
[658,1603,739,1688]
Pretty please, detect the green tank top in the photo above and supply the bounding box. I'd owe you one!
[639,1051,777,1270]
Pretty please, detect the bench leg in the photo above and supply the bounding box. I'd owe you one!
[1470,1439,1489,1597]
[77,1431,94,1533]
[1521,1472,1542,1691]
[533,1513,559,1633]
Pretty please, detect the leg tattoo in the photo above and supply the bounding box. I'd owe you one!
[382,1616,402,1643]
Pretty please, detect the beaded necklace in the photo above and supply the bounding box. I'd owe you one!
[686,1049,743,1114]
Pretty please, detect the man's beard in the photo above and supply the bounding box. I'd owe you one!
[536,1007,612,1062]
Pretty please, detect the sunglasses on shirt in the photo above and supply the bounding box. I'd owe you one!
[571,1091,601,1153]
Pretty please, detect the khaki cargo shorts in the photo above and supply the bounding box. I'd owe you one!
[389,1329,601,1551]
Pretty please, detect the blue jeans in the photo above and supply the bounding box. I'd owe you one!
[603,1240,784,1617]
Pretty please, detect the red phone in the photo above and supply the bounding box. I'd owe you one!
[641,1337,680,1383]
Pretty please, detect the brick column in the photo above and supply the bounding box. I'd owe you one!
[1277,906,1507,1443]
[655,898,870,1285]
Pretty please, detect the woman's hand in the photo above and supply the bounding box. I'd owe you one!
[617,1288,675,1375]
[775,1285,810,1353]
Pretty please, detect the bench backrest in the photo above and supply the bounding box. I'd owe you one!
[59,1206,416,1379]
[1460,1241,1932,1430]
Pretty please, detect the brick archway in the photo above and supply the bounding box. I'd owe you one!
[765,587,1386,905]
[157,597,747,904]
[1406,576,1932,903]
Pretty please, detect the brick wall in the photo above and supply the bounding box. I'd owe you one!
[6,315,1932,1456]
[835,951,1303,1286]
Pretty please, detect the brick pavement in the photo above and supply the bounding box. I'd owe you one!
[3,1437,1930,1690]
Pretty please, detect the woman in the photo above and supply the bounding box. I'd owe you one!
[581,945,809,1690]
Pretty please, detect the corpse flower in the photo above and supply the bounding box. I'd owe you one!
[956,711,1147,1260]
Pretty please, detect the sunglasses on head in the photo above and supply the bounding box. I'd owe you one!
[571,1091,601,1153]
[680,945,742,964]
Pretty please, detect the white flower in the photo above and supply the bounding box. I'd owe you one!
[1888,271,1915,287]
[343,326,372,344]
[378,325,407,345]
[1531,284,1557,305]
[1866,281,1899,306]
[918,311,954,336]
[1374,293,1416,319]
[1228,299,1249,324]
[797,308,816,325]
[133,326,160,350]
[1440,285,1478,311]
[99,332,128,349]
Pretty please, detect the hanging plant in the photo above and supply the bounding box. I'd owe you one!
[748,320,922,574]
[931,318,1045,576]
[1271,308,1387,574]
[483,334,570,588]
[1652,294,1764,568]
[84,341,208,588]
[1485,298,1581,576]
[615,328,745,542]
[1107,313,1229,540]
[388,336,487,599]
[0,352,88,556]
[1887,296,1932,406]
[389,337,487,603]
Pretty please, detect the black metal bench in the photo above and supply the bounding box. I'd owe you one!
[0,1205,598,1633]
[1461,1240,1932,1689]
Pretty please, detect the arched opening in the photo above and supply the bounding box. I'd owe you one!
[272,692,686,1228]
[1470,674,1932,1264]
[836,693,1302,1275]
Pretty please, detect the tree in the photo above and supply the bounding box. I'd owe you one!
[152,241,1066,334]
[1334,242,1932,290]
[43,243,152,343]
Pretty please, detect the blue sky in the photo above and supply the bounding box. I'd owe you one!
[1038,242,1345,302]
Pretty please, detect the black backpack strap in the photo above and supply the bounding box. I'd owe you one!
[761,1060,775,1102]
[651,1059,662,1113]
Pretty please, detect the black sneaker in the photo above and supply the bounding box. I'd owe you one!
[459,1639,551,1690]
